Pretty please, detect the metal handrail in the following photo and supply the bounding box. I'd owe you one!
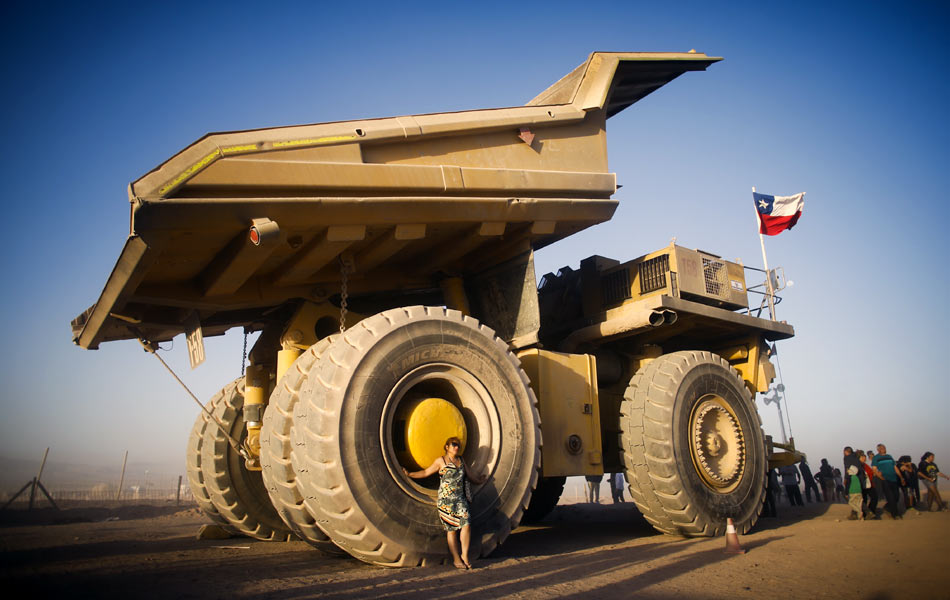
[738,265,783,318]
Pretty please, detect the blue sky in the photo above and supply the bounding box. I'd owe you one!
[1,1,948,484]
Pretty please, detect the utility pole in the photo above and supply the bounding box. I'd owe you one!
[116,450,128,501]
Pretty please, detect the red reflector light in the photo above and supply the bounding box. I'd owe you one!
[249,227,261,245]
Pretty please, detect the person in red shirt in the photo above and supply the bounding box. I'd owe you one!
[858,450,879,519]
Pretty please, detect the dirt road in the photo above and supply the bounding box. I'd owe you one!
[2,500,948,599]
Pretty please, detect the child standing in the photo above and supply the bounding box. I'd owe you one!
[847,464,864,519]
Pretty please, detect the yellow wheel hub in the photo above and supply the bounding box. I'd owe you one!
[400,397,467,469]
[689,395,745,491]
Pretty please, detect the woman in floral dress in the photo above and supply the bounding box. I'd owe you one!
[404,436,485,569]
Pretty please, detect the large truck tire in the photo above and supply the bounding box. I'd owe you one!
[260,337,344,555]
[619,351,766,537]
[186,396,237,533]
[291,306,541,567]
[522,476,566,523]
[198,378,295,541]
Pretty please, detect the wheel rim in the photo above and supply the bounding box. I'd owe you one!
[688,393,745,492]
[381,363,501,503]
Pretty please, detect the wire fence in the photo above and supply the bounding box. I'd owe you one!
[1,477,194,507]
[44,486,194,502]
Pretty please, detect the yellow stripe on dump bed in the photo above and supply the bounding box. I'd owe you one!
[271,135,356,149]
[159,150,221,195]
[158,137,355,196]
[221,144,259,154]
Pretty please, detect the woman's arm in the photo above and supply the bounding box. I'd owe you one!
[403,458,442,479]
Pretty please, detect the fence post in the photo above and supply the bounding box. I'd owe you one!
[29,448,50,511]
[116,450,128,501]
[176,475,182,505]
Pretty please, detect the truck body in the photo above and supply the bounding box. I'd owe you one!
[73,52,797,567]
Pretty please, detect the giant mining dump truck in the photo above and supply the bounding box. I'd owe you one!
[72,51,798,567]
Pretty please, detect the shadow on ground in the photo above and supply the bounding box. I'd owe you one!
[752,499,837,532]
[1,500,800,599]
[0,502,198,527]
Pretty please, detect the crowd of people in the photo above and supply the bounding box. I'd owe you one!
[578,445,947,519]
[764,444,949,520]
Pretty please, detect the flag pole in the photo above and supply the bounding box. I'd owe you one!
[752,186,776,320]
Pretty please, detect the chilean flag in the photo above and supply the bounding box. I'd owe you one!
[754,192,804,235]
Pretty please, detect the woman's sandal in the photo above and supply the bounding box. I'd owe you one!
[454,562,467,570]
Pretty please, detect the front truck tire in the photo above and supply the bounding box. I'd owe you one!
[291,306,541,567]
[190,378,294,541]
[619,351,766,537]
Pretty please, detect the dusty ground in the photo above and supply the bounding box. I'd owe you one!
[2,499,949,599]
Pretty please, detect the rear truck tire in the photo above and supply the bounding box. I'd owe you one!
[522,476,566,523]
[260,337,345,555]
[619,350,766,537]
[199,378,295,541]
[291,306,541,567]
[186,392,237,534]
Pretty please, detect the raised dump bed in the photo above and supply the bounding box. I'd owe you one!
[71,51,720,350]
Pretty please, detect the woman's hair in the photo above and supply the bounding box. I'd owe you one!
[856,449,866,458]
[444,436,462,450]
[921,451,934,462]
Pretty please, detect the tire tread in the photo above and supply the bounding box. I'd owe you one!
[619,351,765,537]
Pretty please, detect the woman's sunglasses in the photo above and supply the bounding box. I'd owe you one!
[449,441,460,448]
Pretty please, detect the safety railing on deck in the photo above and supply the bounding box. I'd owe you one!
[739,264,785,319]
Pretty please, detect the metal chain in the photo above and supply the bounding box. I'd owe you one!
[240,328,248,377]
[339,256,351,332]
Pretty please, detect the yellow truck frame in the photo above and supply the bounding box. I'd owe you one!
[72,51,796,567]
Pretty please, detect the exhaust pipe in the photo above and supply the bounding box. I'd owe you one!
[561,307,675,353]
